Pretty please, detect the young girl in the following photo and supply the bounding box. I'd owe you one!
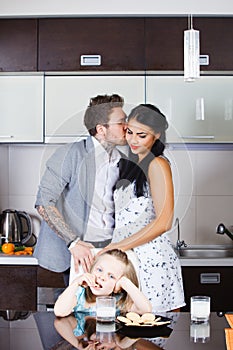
[54,249,152,317]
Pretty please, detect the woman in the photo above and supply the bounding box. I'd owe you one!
[54,249,152,317]
[102,104,185,313]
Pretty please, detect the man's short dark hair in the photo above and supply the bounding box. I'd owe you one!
[84,94,124,136]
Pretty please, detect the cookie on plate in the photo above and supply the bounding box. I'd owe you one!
[117,316,132,324]
[140,313,155,323]
[126,312,141,323]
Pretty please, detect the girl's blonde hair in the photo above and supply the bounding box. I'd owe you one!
[85,249,139,312]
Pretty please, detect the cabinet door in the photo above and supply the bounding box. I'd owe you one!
[45,75,145,143]
[181,267,233,312]
[0,19,37,72]
[0,75,44,143]
[146,76,233,143]
[145,17,233,71]
[145,17,186,70]
[39,18,145,71]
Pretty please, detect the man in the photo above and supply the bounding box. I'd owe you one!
[34,94,127,283]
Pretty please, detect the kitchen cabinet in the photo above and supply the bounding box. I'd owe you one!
[0,75,44,143]
[38,18,145,71]
[0,265,37,311]
[0,19,37,72]
[45,74,145,143]
[146,75,233,143]
[145,17,186,71]
[145,17,233,71]
[181,266,233,312]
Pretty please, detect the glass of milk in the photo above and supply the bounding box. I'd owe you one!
[190,296,210,323]
[96,296,116,323]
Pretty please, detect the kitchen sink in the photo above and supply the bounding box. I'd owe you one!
[175,245,233,259]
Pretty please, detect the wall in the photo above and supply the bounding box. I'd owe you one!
[0,9,233,247]
[1,143,233,247]
[0,0,233,17]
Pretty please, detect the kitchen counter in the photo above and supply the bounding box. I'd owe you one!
[0,252,38,265]
[179,257,233,266]
[0,254,38,311]
[0,311,229,350]
[175,245,233,266]
[1,254,232,267]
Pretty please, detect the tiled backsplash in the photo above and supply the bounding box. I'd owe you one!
[1,144,233,247]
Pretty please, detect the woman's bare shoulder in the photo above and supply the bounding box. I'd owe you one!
[149,156,171,171]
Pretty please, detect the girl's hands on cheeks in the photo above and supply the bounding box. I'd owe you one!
[75,273,97,288]
[114,276,127,293]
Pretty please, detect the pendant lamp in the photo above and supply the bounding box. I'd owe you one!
[184,15,200,82]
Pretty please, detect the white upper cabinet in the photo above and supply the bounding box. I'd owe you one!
[45,75,145,143]
[146,76,233,143]
[0,75,44,143]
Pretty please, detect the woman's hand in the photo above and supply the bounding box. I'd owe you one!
[97,242,123,257]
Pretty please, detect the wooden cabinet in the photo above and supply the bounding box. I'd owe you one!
[0,75,44,143]
[181,266,233,312]
[146,75,233,143]
[0,19,37,72]
[0,265,37,311]
[45,74,145,143]
[145,17,186,71]
[0,17,232,73]
[194,17,233,71]
[38,18,145,71]
[145,17,233,71]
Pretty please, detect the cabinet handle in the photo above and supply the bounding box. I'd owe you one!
[181,135,215,139]
[200,273,220,284]
[80,55,101,66]
[0,135,14,138]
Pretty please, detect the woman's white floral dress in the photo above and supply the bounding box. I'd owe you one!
[112,182,185,313]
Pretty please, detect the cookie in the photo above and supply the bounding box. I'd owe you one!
[126,321,141,326]
[154,320,171,326]
[117,315,132,324]
[125,312,141,323]
[140,313,155,323]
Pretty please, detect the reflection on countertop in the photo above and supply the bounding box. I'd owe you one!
[0,311,229,350]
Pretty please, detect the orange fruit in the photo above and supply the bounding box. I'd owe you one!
[2,243,15,254]
[24,247,33,252]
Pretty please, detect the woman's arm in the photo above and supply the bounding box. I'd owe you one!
[104,157,174,252]
[115,276,152,314]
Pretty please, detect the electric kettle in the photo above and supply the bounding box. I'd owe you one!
[0,209,34,245]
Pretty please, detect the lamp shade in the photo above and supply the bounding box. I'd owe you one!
[184,28,200,82]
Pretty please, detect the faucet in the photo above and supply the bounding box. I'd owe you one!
[216,223,233,241]
[175,217,187,250]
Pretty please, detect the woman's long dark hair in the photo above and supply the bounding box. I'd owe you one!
[117,104,169,197]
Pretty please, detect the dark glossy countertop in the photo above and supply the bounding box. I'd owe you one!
[0,311,229,350]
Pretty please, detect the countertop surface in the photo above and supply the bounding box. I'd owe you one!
[176,244,233,266]
[179,257,233,266]
[0,252,38,265]
[0,244,233,266]
[0,311,229,350]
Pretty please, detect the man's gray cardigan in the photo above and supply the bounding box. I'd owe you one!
[34,137,97,272]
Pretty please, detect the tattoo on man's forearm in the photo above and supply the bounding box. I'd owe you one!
[37,205,77,243]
